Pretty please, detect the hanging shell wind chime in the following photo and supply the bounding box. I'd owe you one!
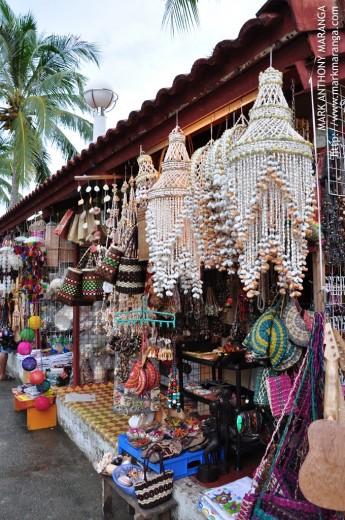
[228,67,316,297]
[135,151,159,261]
[135,151,159,208]
[146,126,202,298]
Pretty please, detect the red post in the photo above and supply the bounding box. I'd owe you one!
[72,243,80,387]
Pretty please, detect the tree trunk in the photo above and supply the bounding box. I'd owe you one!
[8,167,19,209]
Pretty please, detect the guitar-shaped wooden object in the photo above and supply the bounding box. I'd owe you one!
[299,322,345,512]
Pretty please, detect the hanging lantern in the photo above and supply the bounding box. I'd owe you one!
[135,152,159,261]
[29,370,45,385]
[20,328,35,341]
[146,126,202,298]
[34,395,51,411]
[22,356,37,372]
[228,67,316,297]
[135,152,159,208]
[17,341,33,356]
[28,315,42,330]
[36,379,51,393]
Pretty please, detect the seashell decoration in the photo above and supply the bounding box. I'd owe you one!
[227,67,316,298]
[135,151,159,208]
[146,126,202,298]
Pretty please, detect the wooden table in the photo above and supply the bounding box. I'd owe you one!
[102,475,178,520]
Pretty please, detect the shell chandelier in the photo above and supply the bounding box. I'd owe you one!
[135,151,159,208]
[211,120,247,272]
[227,67,316,298]
[146,126,202,298]
[186,119,247,276]
[187,139,214,266]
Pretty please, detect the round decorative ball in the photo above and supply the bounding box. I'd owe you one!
[17,341,33,356]
[28,316,42,330]
[20,328,35,342]
[34,395,51,411]
[36,379,51,393]
[22,356,37,372]
[29,370,45,385]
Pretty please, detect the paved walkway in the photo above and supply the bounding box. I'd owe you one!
[0,378,131,520]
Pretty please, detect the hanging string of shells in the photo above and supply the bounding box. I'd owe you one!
[145,67,316,301]
[146,126,202,299]
[227,67,316,298]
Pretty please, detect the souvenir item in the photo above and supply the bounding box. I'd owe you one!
[112,463,143,497]
[146,126,202,299]
[54,209,74,239]
[95,244,124,284]
[56,267,83,306]
[283,300,311,347]
[116,226,147,295]
[135,152,159,261]
[253,367,278,407]
[265,374,294,418]
[228,67,316,298]
[134,444,174,509]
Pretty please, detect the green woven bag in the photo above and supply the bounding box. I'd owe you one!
[243,307,276,359]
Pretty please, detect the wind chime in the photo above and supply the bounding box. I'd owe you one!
[135,151,159,261]
[135,151,159,208]
[146,126,202,299]
[227,67,316,297]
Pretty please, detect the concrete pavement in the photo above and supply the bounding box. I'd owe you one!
[0,378,131,520]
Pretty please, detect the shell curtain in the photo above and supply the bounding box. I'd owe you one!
[145,67,316,299]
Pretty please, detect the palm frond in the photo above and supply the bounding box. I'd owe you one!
[162,0,200,36]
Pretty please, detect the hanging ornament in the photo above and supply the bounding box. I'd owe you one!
[20,328,35,342]
[17,341,33,356]
[34,395,51,411]
[146,126,202,298]
[135,152,159,208]
[29,369,45,385]
[135,151,159,261]
[228,67,316,297]
[28,315,42,330]
[22,356,37,371]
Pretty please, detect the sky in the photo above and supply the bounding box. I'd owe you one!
[9,0,265,173]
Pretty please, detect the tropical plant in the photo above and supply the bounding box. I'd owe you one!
[0,134,15,207]
[162,0,200,36]
[0,0,100,208]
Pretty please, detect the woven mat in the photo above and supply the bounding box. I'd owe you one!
[55,382,129,449]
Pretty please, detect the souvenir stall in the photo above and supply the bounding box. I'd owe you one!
[0,0,344,517]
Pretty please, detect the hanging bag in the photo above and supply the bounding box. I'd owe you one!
[116,226,147,295]
[57,247,103,306]
[134,444,174,509]
[95,243,124,284]
[80,248,104,303]
[56,267,83,306]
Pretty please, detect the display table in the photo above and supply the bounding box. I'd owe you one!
[12,389,57,431]
[102,474,177,520]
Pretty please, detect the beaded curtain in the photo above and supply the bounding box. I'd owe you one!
[146,126,202,298]
[227,67,316,298]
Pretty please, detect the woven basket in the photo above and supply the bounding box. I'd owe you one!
[81,268,104,302]
[96,244,124,284]
[56,267,83,306]
[116,258,147,294]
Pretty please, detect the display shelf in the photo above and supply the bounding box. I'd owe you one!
[178,345,261,471]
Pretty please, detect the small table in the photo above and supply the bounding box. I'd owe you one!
[13,389,57,430]
[102,475,178,520]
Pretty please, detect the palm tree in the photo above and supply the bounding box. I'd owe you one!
[0,0,100,208]
[162,0,200,36]
[0,134,15,207]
